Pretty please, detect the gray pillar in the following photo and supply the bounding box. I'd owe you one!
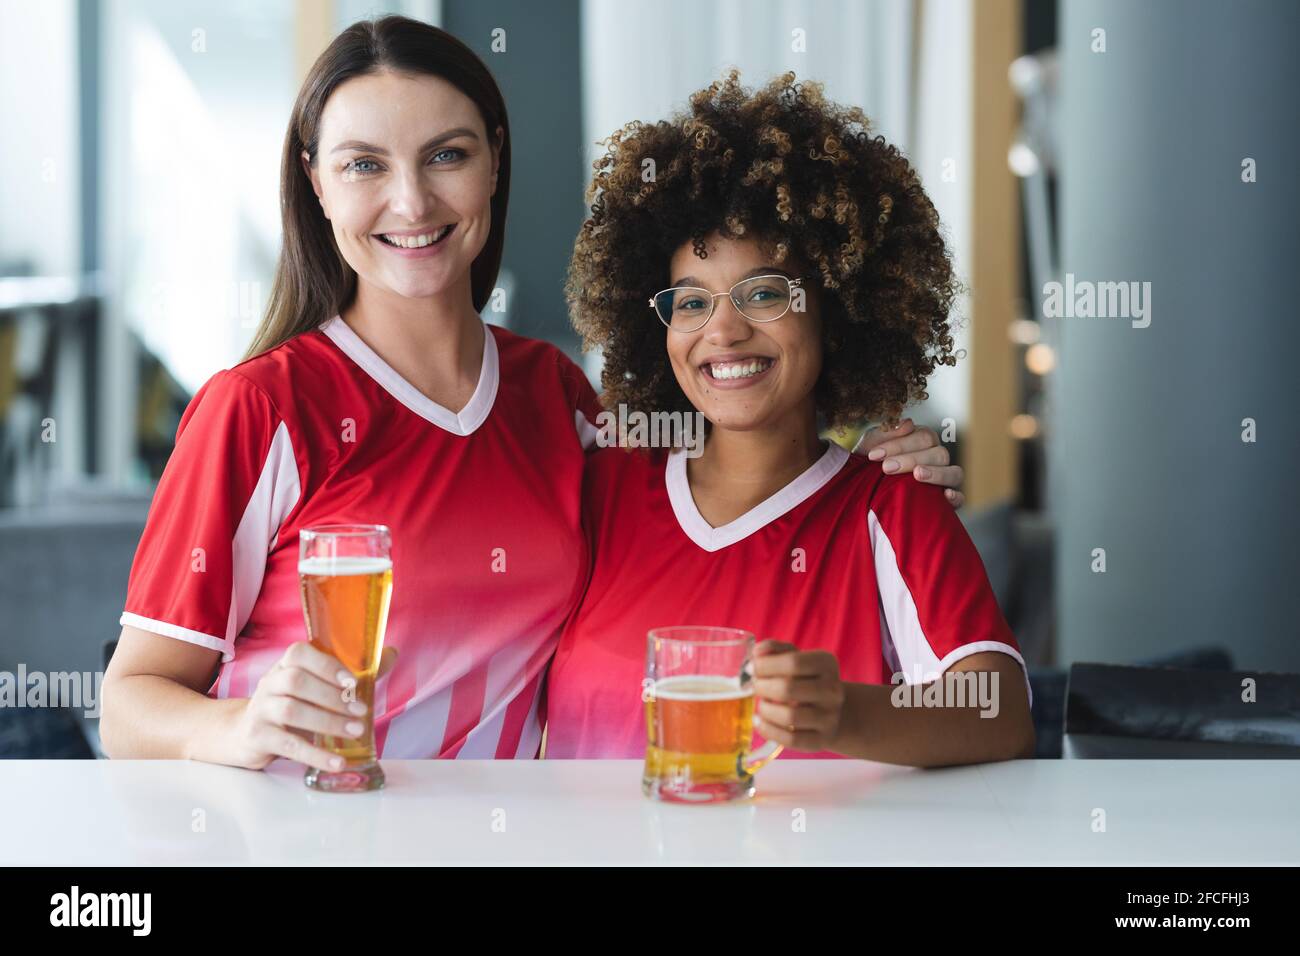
[443,0,585,352]
[1056,0,1299,670]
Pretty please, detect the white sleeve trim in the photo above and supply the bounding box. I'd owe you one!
[119,410,299,669]
[869,508,941,681]
[119,612,235,663]
[226,419,301,649]
[869,509,1033,709]
[938,642,1034,709]
[574,408,600,451]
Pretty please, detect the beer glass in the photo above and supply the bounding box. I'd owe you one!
[298,524,393,792]
[642,626,783,802]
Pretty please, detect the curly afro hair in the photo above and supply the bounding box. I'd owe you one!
[566,70,959,431]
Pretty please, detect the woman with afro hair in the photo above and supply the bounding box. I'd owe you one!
[545,71,1034,770]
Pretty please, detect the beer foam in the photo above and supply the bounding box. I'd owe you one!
[298,555,393,576]
[652,675,751,701]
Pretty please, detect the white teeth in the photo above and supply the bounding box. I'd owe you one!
[708,358,773,380]
[379,225,451,248]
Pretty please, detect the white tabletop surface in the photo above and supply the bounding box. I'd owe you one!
[2,758,1297,865]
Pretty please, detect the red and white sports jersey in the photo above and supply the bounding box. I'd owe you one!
[121,315,603,759]
[544,441,1029,759]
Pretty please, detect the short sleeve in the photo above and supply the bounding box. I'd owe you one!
[119,369,302,662]
[867,476,1032,707]
[555,349,605,451]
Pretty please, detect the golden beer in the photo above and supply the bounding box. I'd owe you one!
[642,627,782,802]
[644,676,755,783]
[298,525,393,792]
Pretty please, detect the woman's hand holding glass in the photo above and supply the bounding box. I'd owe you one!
[223,643,398,773]
[751,639,847,753]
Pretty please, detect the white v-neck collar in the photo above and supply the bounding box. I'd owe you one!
[666,440,850,552]
[319,314,499,437]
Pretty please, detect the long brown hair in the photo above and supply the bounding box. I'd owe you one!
[243,15,511,360]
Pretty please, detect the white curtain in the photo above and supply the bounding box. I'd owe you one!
[581,0,915,172]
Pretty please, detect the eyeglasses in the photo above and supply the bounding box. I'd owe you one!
[649,274,805,333]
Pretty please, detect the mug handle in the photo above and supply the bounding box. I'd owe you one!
[743,735,783,773]
[740,656,783,772]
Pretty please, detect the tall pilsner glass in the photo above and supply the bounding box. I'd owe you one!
[298,524,393,792]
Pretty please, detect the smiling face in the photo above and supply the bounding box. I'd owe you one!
[303,69,501,302]
[665,233,823,432]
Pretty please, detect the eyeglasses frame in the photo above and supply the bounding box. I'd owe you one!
[648,274,806,333]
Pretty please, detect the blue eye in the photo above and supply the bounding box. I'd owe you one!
[430,148,465,164]
[345,158,379,175]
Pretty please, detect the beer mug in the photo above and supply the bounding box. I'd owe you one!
[298,524,393,792]
[642,626,783,802]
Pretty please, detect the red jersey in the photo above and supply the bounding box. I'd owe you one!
[121,315,602,759]
[545,441,1029,758]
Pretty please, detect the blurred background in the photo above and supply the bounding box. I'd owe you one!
[2,0,1296,758]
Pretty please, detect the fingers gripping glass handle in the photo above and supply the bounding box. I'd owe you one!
[741,658,783,772]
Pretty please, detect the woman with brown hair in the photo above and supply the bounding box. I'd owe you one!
[99,17,959,774]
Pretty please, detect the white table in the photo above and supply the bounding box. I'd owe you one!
[2,758,1297,865]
